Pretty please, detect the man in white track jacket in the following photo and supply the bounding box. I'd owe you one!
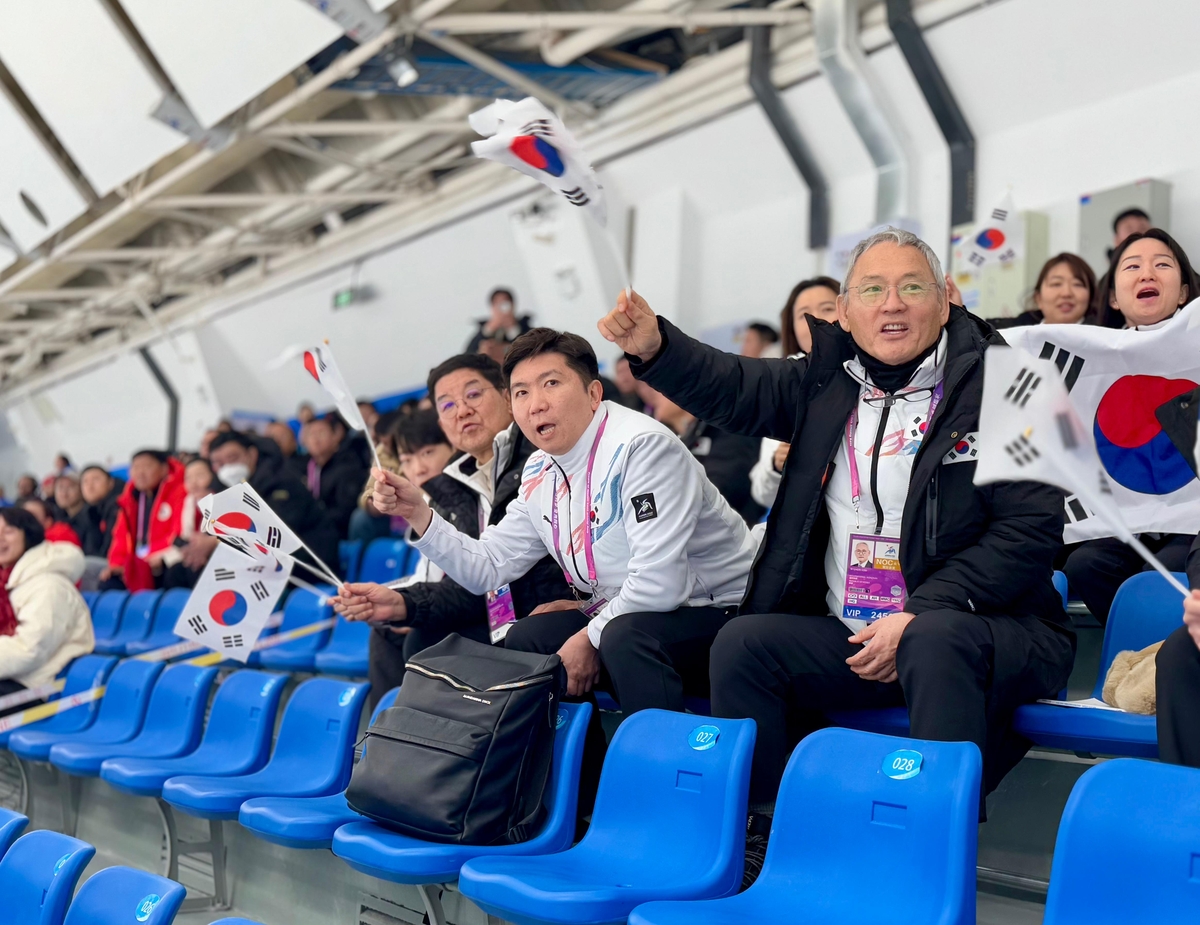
[371,327,756,716]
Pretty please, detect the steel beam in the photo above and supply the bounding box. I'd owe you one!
[142,193,408,210]
[423,10,808,32]
[260,120,467,137]
[57,246,294,262]
[139,346,179,452]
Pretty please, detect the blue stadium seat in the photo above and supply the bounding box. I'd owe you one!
[1043,759,1200,925]
[1053,569,1069,608]
[48,664,217,777]
[458,710,756,925]
[359,538,411,583]
[339,539,364,584]
[161,678,369,819]
[93,590,160,655]
[124,588,192,656]
[628,729,982,925]
[0,655,116,749]
[333,701,592,887]
[0,829,94,925]
[62,865,186,925]
[238,688,401,848]
[256,587,336,672]
[1013,571,1185,757]
[8,660,164,762]
[313,616,371,677]
[0,807,27,859]
[209,920,264,925]
[81,590,100,612]
[100,671,288,798]
[88,590,128,644]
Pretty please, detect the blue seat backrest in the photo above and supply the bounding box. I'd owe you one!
[62,865,186,925]
[1044,759,1200,925]
[266,678,370,785]
[0,829,95,925]
[151,588,192,634]
[765,728,981,917]
[90,659,165,734]
[0,807,28,859]
[51,655,119,732]
[339,540,364,584]
[326,615,371,648]
[1092,572,1188,699]
[193,671,288,767]
[584,709,756,874]
[115,590,161,640]
[271,587,335,653]
[137,664,219,752]
[359,538,410,584]
[90,591,128,639]
[81,590,100,612]
[542,701,591,829]
[1052,570,1069,609]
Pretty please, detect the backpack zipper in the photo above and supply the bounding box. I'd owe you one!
[405,662,556,693]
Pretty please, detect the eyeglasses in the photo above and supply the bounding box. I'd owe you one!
[847,282,937,308]
[437,386,497,418]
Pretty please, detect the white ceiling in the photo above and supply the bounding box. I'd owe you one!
[0,0,184,195]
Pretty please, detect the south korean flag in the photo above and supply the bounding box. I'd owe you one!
[943,432,979,464]
[173,544,292,662]
[202,483,301,563]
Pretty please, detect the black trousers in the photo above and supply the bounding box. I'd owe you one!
[710,610,1075,808]
[1060,534,1191,624]
[505,605,734,815]
[1157,625,1200,767]
[0,679,43,718]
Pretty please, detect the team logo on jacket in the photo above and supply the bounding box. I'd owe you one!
[632,493,658,522]
[942,433,979,464]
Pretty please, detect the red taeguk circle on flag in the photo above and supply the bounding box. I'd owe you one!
[213,512,255,535]
[209,590,248,626]
[509,135,566,178]
[974,228,1006,250]
[1093,374,1198,494]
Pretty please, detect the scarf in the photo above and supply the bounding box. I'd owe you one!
[0,565,15,636]
[852,337,939,394]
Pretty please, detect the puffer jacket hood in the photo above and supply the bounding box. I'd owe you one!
[9,540,85,589]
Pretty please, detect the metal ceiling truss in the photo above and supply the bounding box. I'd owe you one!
[0,0,984,396]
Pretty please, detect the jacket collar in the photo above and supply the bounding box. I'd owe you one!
[842,330,947,398]
[548,402,610,472]
[444,422,519,498]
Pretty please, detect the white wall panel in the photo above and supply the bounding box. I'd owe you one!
[121,0,341,128]
[0,1,183,194]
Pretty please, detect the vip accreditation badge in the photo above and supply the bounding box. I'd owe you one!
[842,533,907,624]
[486,584,517,643]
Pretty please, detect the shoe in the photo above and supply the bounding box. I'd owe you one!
[741,813,771,890]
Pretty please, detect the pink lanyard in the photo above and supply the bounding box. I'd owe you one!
[136,492,146,548]
[845,381,944,521]
[306,459,321,498]
[550,412,609,589]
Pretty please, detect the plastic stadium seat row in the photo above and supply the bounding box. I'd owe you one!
[0,655,116,750]
[0,825,185,924]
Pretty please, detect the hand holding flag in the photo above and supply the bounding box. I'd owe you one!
[973,344,1189,597]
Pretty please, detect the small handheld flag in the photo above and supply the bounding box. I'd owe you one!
[973,344,1188,597]
[301,341,382,470]
[173,544,293,662]
[962,191,1022,270]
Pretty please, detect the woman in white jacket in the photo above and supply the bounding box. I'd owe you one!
[0,507,93,716]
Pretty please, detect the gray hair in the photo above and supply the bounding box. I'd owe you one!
[842,226,946,297]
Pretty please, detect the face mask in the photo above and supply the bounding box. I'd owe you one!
[216,463,250,485]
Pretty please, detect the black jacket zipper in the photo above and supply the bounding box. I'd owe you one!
[868,402,891,533]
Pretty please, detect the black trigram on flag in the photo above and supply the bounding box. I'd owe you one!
[265,526,282,548]
[991,207,1008,222]
[249,580,269,602]
[188,615,207,636]
[968,252,985,267]
[1038,341,1086,392]
[1054,412,1079,450]
[241,491,260,511]
[1064,494,1090,524]
[219,534,248,553]
[222,635,244,649]
[562,187,590,207]
[520,119,553,138]
[214,567,235,582]
[1003,367,1042,408]
[1005,434,1041,467]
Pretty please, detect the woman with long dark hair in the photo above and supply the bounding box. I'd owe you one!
[992,253,1097,328]
[750,277,841,509]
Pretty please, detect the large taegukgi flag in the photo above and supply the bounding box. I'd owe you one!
[173,543,292,662]
[1001,300,1200,542]
[469,97,607,228]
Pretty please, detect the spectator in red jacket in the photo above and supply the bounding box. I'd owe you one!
[18,497,81,548]
[101,450,186,592]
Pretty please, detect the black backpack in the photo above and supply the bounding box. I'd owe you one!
[345,634,564,844]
